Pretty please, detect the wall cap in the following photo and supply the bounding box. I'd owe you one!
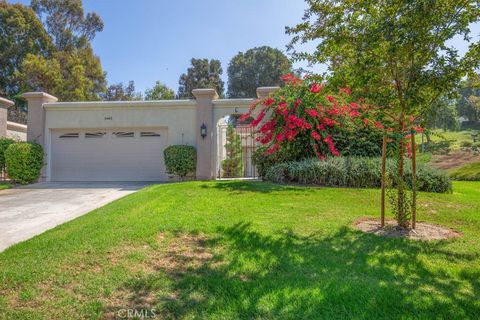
[43,99,196,110]
[213,98,255,107]
[256,86,280,98]
[22,92,58,102]
[7,121,27,132]
[192,89,219,99]
[0,97,14,108]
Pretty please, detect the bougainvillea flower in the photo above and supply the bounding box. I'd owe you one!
[280,73,302,85]
[322,118,335,127]
[413,126,425,133]
[293,99,302,110]
[306,109,318,118]
[263,97,275,106]
[239,113,250,122]
[265,142,280,155]
[310,83,322,93]
[311,131,321,141]
[339,87,351,95]
[349,110,360,117]
[374,121,384,129]
[326,95,335,103]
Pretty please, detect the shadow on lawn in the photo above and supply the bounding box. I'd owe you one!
[200,180,316,194]
[115,223,480,319]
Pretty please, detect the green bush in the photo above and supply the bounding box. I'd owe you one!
[5,142,44,184]
[164,145,196,179]
[460,140,473,148]
[265,157,452,193]
[0,137,15,168]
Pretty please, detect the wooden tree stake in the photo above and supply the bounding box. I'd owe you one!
[381,135,387,228]
[411,132,417,229]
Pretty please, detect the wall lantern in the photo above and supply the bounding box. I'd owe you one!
[200,123,207,139]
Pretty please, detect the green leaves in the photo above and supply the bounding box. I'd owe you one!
[227,46,292,98]
[164,145,197,179]
[178,59,225,99]
[5,142,44,184]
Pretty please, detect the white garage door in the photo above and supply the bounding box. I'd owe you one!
[51,129,168,181]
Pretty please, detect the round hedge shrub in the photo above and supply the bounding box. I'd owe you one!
[164,145,196,179]
[0,137,15,168]
[5,142,44,184]
[265,157,452,193]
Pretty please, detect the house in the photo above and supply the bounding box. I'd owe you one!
[0,87,278,182]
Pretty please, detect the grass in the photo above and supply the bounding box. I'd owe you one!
[0,183,12,190]
[449,162,480,181]
[416,129,477,151]
[0,181,479,319]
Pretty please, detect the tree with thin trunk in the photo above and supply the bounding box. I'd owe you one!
[287,0,480,228]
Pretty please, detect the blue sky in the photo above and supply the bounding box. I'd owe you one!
[10,0,480,95]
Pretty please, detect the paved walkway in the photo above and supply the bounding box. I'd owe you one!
[0,182,150,252]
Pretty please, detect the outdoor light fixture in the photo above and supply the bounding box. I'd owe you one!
[200,123,207,139]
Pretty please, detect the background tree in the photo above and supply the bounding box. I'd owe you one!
[31,0,103,51]
[101,81,142,101]
[287,0,480,228]
[178,58,224,98]
[22,0,106,101]
[0,1,54,122]
[227,46,292,98]
[144,81,175,100]
[456,77,480,122]
[221,124,243,178]
[426,97,460,132]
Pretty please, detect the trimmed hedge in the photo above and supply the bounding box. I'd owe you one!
[0,137,15,168]
[5,142,44,184]
[164,145,196,179]
[264,157,452,193]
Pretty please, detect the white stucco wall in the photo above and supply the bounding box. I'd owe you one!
[42,100,197,181]
[7,121,27,141]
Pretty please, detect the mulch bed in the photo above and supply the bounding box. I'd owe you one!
[353,217,461,241]
[430,150,480,170]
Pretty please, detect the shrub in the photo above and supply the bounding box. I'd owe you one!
[5,142,44,184]
[0,137,15,168]
[164,145,196,179]
[265,157,452,193]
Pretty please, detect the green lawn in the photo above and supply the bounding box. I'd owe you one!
[0,183,12,190]
[1,181,479,319]
[449,162,480,181]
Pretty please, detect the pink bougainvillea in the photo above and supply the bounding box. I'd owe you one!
[243,74,424,161]
[242,74,387,159]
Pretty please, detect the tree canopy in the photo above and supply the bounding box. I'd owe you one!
[145,81,175,100]
[177,58,225,99]
[31,0,104,51]
[101,81,142,101]
[227,46,292,98]
[456,77,480,122]
[287,0,480,122]
[0,2,54,97]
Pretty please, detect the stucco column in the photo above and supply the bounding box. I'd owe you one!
[256,86,280,99]
[22,92,58,146]
[0,97,14,138]
[193,88,218,180]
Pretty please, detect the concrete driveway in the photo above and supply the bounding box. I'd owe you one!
[0,182,151,252]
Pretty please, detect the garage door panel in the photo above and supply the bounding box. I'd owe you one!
[51,129,167,181]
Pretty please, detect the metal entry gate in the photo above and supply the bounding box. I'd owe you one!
[217,123,258,179]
